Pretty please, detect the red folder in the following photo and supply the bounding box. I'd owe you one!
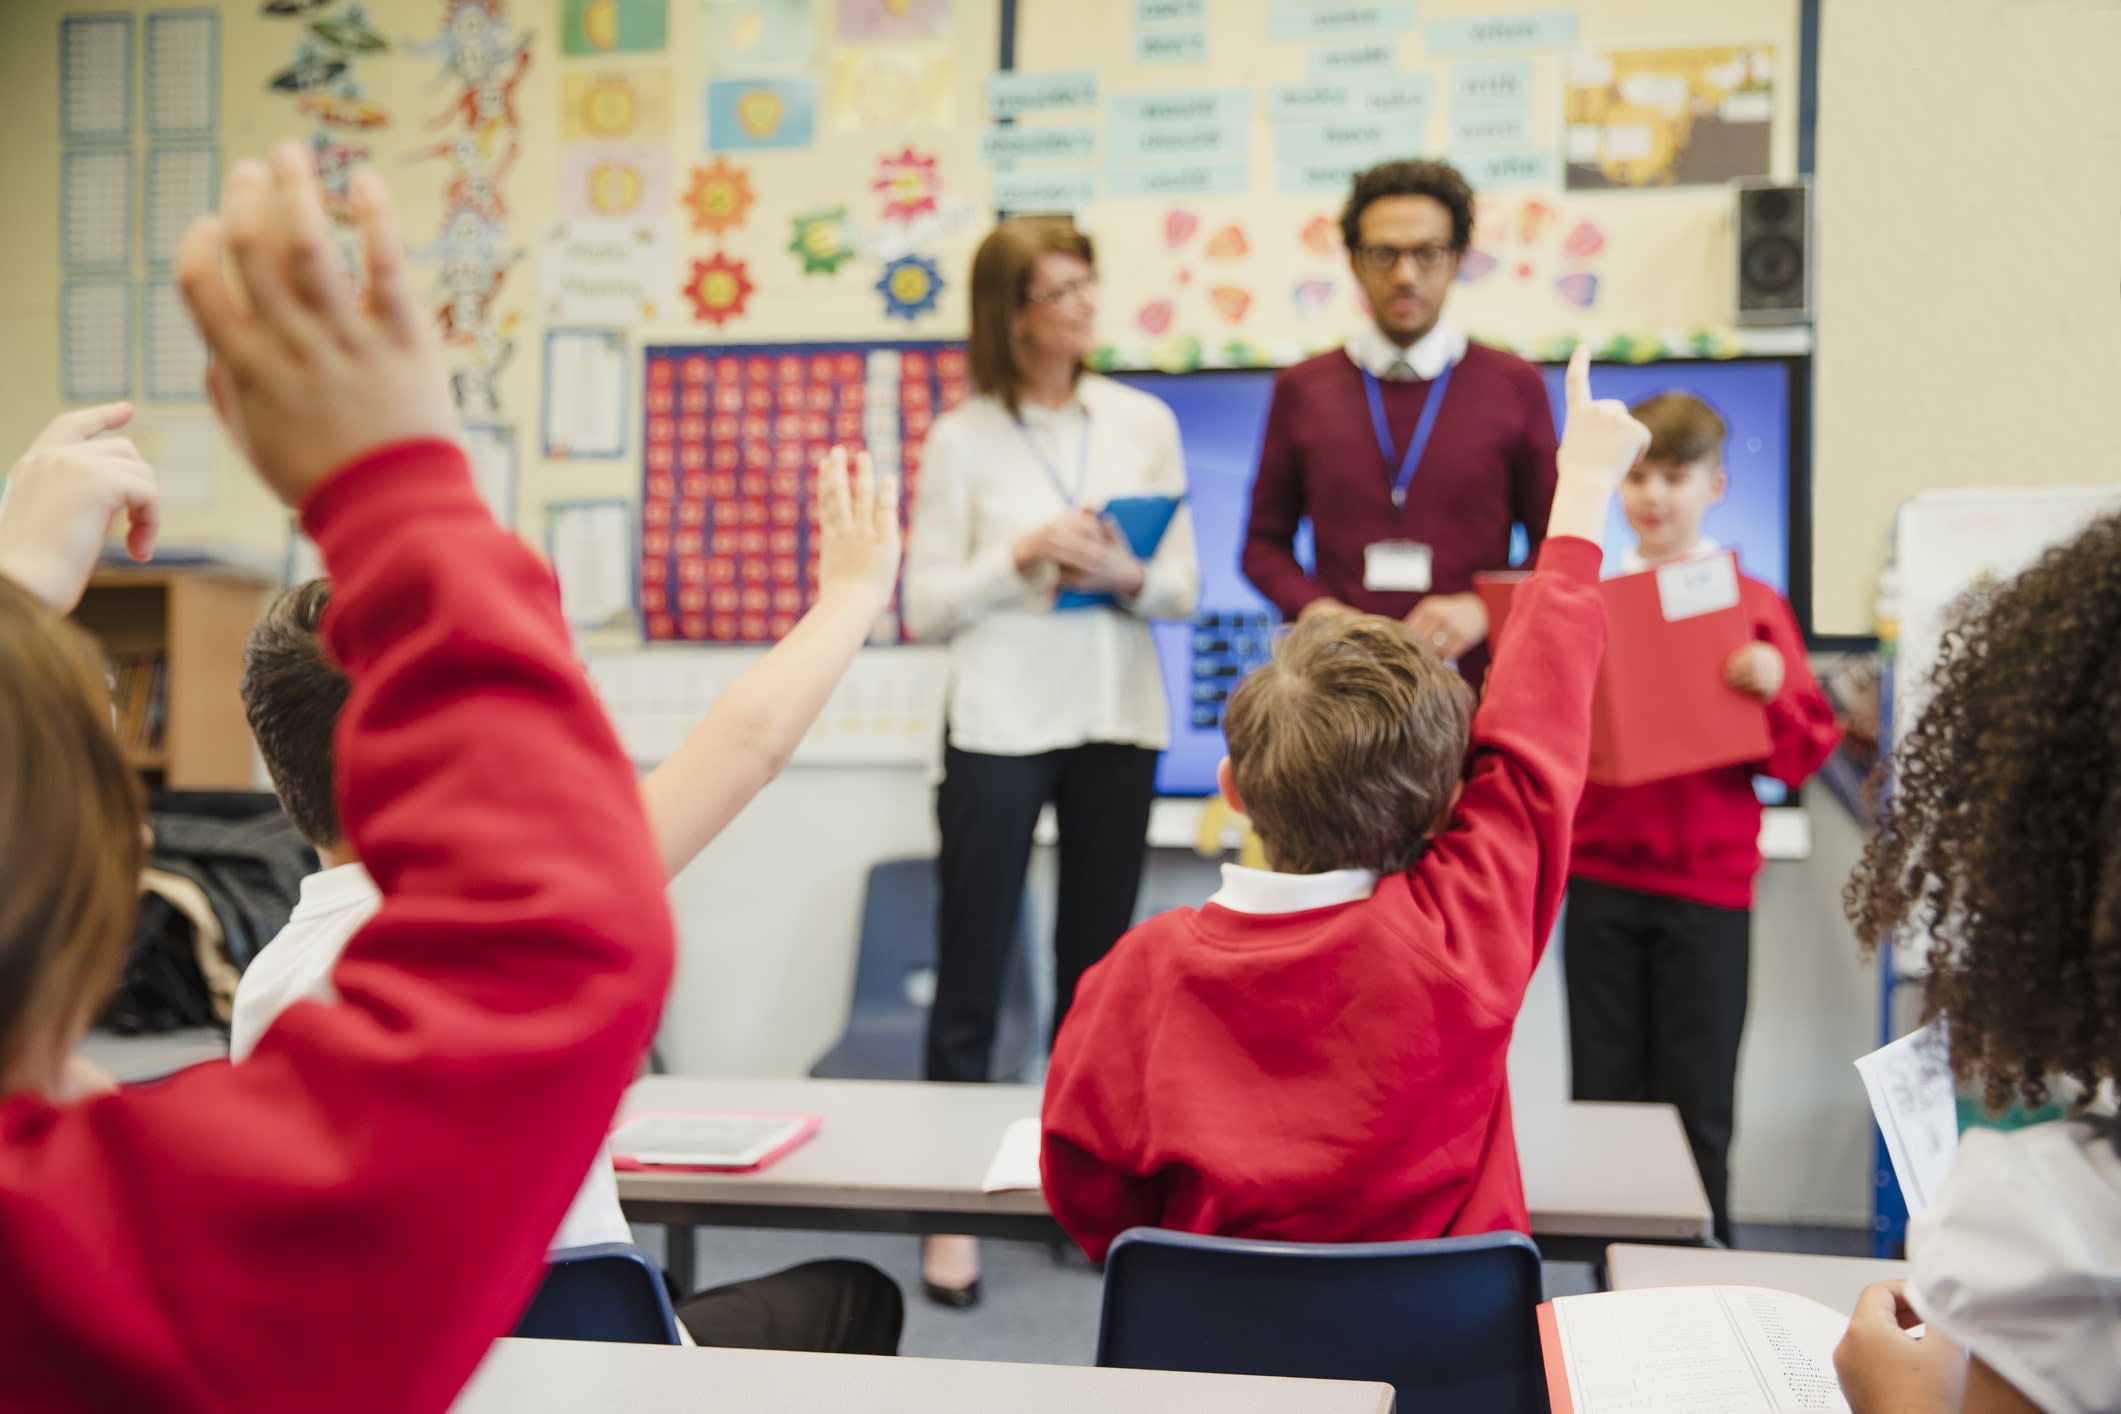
[1476,551,1771,788]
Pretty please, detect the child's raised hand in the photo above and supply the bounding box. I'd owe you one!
[176,144,457,508]
[1557,344,1652,492]
[0,403,160,612]
[1833,1281,1966,1414]
[1725,641,1785,702]
[814,446,902,612]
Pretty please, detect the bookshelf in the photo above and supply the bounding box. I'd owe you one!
[72,566,269,790]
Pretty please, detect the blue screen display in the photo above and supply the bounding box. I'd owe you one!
[1114,358,1798,796]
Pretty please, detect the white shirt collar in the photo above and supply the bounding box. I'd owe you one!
[1346,319,1467,382]
[291,861,380,920]
[1207,862,1379,915]
[1620,535,1721,576]
[1013,375,1093,425]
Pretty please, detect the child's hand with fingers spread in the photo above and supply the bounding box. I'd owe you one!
[814,446,902,614]
[0,402,161,613]
[176,143,458,507]
[1725,641,1785,702]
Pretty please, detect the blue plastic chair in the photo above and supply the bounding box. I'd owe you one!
[808,856,1037,1083]
[1097,1228,1548,1414]
[511,1242,684,1345]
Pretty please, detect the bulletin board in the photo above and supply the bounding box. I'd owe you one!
[638,338,967,643]
[1000,0,1803,370]
[4,0,1002,643]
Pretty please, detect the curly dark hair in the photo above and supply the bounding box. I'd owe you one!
[1339,159,1475,254]
[1844,512,2121,1114]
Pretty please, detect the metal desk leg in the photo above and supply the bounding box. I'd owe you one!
[666,1223,697,1297]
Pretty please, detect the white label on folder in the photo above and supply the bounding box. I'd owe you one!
[1364,540,1433,592]
[1655,555,1740,622]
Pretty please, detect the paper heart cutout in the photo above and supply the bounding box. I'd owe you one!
[1164,209,1199,249]
[1209,285,1251,323]
[1136,298,1175,335]
[1205,225,1249,260]
[1292,277,1333,318]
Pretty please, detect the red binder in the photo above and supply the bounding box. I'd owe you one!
[1476,551,1771,788]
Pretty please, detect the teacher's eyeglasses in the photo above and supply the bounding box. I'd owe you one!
[1354,243,1456,277]
[1026,275,1099,307]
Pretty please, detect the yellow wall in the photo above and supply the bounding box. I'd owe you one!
[1811,0,2121,633]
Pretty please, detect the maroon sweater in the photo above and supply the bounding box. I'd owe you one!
[1242,342,1558,681]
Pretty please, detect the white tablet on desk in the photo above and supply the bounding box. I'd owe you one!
[609,1111,821,1173]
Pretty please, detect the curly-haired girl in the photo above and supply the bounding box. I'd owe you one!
[1834,512,2121,1414]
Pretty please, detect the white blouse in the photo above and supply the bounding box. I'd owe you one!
[902,373,1199,757]
[1907,1116,2121,1414]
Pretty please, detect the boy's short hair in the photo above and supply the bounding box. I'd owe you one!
[241,579,347,848]
[1223,614,1475,876]
[1630,392,1728,468]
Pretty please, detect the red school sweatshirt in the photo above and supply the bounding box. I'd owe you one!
[0,441,675,1413]
[1041,537,1606,1261]
[1570,575,1841,910]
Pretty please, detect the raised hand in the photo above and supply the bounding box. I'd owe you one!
[814,446,903,612]
[176,144,457,507]
[1549,344,1651,543]
[0,403,160,612]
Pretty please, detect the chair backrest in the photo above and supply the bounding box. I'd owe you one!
[512,1243,683,1345]
[810,856,1035,1082]
[1097,1227,1548,1414]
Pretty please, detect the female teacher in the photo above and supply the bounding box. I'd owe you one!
[902,216,1199,1308]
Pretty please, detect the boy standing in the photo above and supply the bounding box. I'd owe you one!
[1040,350,1648,1260]
[1565,393,1841,1248]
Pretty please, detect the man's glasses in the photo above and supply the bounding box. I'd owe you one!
[1353,243,1457,277]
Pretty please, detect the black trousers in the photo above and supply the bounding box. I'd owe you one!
[926,741,1158,1084]
[676,1259,903,1353]
[1563,877,1751,1247]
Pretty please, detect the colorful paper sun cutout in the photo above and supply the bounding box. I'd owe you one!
[685,159,756,237]
[788,206,856,276]
[685,253,755,325]
[873,148,941,224]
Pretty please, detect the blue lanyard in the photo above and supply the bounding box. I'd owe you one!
[1016,407,1092,507]
[1362,361,1453,511]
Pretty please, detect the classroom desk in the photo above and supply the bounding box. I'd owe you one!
[617,1078,1711,1275]
[449,1338,1398,1414]
[1606,1243,1910,1315]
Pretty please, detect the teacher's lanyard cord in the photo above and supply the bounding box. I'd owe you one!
[1016,405,1092,508]
[1362,361,1453,512]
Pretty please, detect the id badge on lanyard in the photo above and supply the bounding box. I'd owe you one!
[1361,362,1451,594]
[1017,407,1092,507]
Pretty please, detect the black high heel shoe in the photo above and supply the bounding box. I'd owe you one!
[922,1277,983,1310]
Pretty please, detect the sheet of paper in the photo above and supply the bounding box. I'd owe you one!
[1309,39,1398,75]
[561,67,675,142]
[1267,2,1416,41]
[706,77,818,151]
[826,44,953,135]
[62,282,132,403]
[994,168,1098,213]
[1453,58,1536,112]
[62,150,132,271]
[837,0,950,43]
[987,68,1097,119]
[145,12,218,135]
[704,0,815,74]
[1425,11,1577,53]
[558,142,673,222]
[144,280,209,402]
[130,414,218,511]
[146,147,218,269]
[1855,1020,1959,1218]
[1550,1286,1851,1413]
[541,219,672,326]
[982,1117,1043,1193]
[542,330,628,459]
[460,423,517,528]
[61,15,132,143]
[549,501,635,629]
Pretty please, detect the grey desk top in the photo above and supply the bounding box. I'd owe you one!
[618,1077,1711,1242]
[1606,1244,1909,1315]
[450,1339,1398,1414]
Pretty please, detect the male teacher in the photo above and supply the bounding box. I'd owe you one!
[1242,159,1558,685]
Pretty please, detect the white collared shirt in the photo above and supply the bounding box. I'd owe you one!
[1207,862,1380,914]
[1620,535,1722,576]
[229,861,632,1253]
[902,373,1200,757]
[1345,319,1469,382]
